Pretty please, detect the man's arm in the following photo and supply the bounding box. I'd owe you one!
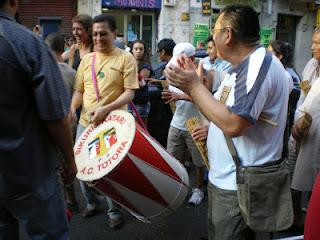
[89,88,135,126]
[47,117,77,185]
[69,91,83,123]
[165,56,251,137]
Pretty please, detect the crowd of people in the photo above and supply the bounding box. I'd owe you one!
[1,0,320,239]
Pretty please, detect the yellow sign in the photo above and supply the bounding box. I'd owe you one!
[181,12,190,21]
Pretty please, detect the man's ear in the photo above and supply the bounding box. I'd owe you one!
[224,28,233,45]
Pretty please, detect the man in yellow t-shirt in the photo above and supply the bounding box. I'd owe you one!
[70,14,139,229]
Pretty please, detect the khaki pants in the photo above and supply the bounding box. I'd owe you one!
[208,183,254,240]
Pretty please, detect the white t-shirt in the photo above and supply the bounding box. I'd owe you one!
[168,85,201,131]
[207,47,290,190]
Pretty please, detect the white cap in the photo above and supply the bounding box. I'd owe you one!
[167,42,196,67]
[173,42,196,57]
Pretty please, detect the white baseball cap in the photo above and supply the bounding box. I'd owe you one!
[173,42,196,57]
[168,42,196,67]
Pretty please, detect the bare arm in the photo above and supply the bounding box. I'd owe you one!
[70,91,83,113]
[89,88,135,126]
[165,57,251,137]
[47,117,77,184]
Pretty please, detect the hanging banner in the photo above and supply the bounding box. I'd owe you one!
[202,0,211,16]
[260,28,273,48]
[193,23,209,47]
[102,0,162,9]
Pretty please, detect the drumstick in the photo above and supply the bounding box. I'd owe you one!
[258,115,278,127]
[185,117,209,170]
[161,80,176,113]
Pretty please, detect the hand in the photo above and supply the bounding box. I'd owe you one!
[68,109,77,125]
[139,79,146,88]
[145,78,162,84]
[60,159,77,187]
[191,124,209,141]
[291,117,304,141]
[164,55,201,94]
[89,106,109,127]
[161,90,182,103]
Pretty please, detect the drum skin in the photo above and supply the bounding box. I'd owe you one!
[74,110,189,222]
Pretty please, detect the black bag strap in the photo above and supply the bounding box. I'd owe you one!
[223,51,273,184]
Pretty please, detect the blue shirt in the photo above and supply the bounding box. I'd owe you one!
[0,11,70,199]
[207,47,290,190]
[202,56,231,73]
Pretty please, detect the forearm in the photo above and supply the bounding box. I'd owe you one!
[47,117,74,165]
[190,82,245,137]
[100,89,135,111]
[70,91,83,112]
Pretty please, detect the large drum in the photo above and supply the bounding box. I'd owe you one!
[74,110,189,222]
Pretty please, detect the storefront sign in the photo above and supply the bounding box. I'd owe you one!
[215,0,258,7]
[102,0,162,9]
[202,0,211,16]
[260,28,273,48]
[193,23,209,47]
[181,12,190,22]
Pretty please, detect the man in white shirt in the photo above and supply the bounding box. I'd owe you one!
[165,4,290,239]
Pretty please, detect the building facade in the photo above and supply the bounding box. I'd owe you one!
[158,0,317,74]
[78,0,161,54]
[18,0,77,39]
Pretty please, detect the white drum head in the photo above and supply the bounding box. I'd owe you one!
[74,110,136,181]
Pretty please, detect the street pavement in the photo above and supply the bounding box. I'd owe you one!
[20,166,303,240]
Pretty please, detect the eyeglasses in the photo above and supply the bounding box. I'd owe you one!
[210,27,230,36]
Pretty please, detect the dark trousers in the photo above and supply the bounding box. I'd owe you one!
[0,174,69,240]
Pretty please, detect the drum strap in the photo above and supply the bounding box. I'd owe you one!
[129,101,148,132]
[91,53,149,132]
[91,53,101,102]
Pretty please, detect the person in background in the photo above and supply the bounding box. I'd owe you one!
[196,40,205,49]
[0,0,77,239]
[147,38,176,148]
[32,24,42,38]
[165,42,206,205]
[62,35,76,62]
[46,33,78,213]
[268,40,300,159]
[68,14,93,70]
[291,27,320,229]
[202,35,231,93]
[129,39,153,125]
[70,14,139,229]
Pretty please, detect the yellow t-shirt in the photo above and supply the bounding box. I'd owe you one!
[74,48,139,127]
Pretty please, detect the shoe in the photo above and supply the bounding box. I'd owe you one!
[82,206,97,218]
[188,188,204,205]
[108,218,123,230]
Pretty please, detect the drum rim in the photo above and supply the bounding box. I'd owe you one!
[74,110,136,181]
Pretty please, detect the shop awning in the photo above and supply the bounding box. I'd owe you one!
[102,0,162,10]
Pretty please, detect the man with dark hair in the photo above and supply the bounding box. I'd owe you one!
[70,13,139,229]
[147,38,176,147]
[0,0,76,239]
[166,4,291,239]
[157,38,176,59]
[202,35,231,93]
[46,33,76,96]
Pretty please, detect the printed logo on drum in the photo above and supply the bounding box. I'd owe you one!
[88,127,117,160]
